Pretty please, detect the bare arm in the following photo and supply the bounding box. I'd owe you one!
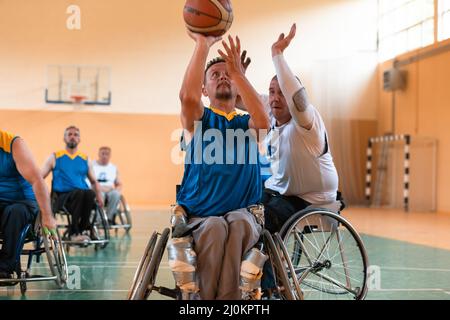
[179,31,222,132]
[272,24,314,130]
[12,138,56,231]
[87,160,104,208]
[218,36,270,130]
[114,170,123,192]
[41,154,55,179]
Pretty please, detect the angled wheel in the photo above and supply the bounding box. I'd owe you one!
[127,231,158,300]
[132,228,170,300]
[280,209,369,300]
[262,230,295,300]
[92,206,110,250]
[43,229,68,288]
[118,196,132,233]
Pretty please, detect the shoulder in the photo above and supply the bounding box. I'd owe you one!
[54,150,67,159]
[77,152,88,161]
[0,130,17,153]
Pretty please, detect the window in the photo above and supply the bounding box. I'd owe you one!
[378,0,435,61]
[438,0,450,41]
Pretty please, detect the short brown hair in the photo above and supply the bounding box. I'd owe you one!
[99,146,111,152]
[64,126,80,134]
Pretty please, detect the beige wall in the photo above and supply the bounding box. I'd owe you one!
[0,110,183,206]
[378,39,450,212]
[0,0,379,206]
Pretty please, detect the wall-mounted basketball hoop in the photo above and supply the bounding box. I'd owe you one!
[45,65,112,106]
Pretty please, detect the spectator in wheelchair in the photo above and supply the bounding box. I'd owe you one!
[0,130,56,280]
[92,146,123,225]
[41,126,104,242]
[175,31,270,300]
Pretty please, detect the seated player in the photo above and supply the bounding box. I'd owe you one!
[176,31,270,300]
[41,126,103,242]
[0,130,56,279]
[92,146,123,225]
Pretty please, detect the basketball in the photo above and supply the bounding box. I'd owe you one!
[183,0,234,37]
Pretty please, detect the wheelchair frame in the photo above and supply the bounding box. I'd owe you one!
[127,205,369,301]
[54,200,110,251]
[108,195,132,234]
[127,220,303,300]
[0,214,68,295]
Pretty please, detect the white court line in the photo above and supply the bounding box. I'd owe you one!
[0,289,129,293]
[369,288,447,292]
[381,267,450,273]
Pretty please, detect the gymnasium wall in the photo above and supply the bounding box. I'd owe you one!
[378,38,450,212]
[0,0,379,206]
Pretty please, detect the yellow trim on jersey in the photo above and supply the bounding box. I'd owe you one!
[0,130,15,153]
[54,150,88,161]
[208,106,238,121]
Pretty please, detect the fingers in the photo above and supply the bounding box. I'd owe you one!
[287,23,297,40]
[278,33,285,42]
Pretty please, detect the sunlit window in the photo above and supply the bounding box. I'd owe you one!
[378,0,435,61]
[438,0,450,41]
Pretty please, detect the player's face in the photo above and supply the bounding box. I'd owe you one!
[98,149,111,164]
[64,129,80,149]
[269,79,291,122]
[204,63,237,101]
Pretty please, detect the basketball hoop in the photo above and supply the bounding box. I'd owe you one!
[70,95,87,105]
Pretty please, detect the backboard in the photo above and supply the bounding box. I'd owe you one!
[45,65,111,105]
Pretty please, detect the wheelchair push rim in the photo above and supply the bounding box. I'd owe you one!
[131,228,170,300]
[127,231,158,300]
[280,210,369,300]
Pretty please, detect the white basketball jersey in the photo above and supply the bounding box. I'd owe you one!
[92,161,117,188]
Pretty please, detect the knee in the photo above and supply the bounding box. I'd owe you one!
[201,217,228,240]
[109,190,121,199]
[3,204,31,224]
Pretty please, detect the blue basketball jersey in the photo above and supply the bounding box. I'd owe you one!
[0,130,35,202]
[177,107,262,217]
[52,150,90,193]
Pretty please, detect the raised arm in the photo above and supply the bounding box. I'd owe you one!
[179,31,222,132]
[272,24,314,130]
[12,138,56,232]
[218,36,270,130]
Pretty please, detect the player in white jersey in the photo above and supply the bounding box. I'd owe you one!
[92,147,123,224]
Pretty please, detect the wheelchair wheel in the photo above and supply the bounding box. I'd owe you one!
[92,206,110,250]
[43,230,68,288]
[127,231,158,300]
[280,209,369,300]
[262,230,296,300]
[118,196,132,233]
[132,228,170,300]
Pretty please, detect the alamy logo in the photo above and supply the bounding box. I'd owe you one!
[367,265,381,290]
[66,5,81,30]
[66,265,81,290]
[170,122,280,175]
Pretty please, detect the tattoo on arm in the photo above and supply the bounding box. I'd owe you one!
[292,88,309,112]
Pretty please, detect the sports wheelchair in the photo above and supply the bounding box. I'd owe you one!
[51,192,110,252]
[127,201,369,300]
[0,213,68,295]
[108,195,132,235]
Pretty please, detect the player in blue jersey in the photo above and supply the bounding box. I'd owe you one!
[176,31,270,300]
[42,126,103,242]
[0,130,56,279]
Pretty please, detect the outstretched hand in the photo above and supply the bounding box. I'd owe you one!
[241,50,251,73]
[187,29,222,48]
[272,23,297,57]
[218,35,245,78]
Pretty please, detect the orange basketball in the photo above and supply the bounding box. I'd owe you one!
[183,0,234,37]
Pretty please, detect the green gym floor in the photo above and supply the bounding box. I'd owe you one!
[1,208,450,300]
